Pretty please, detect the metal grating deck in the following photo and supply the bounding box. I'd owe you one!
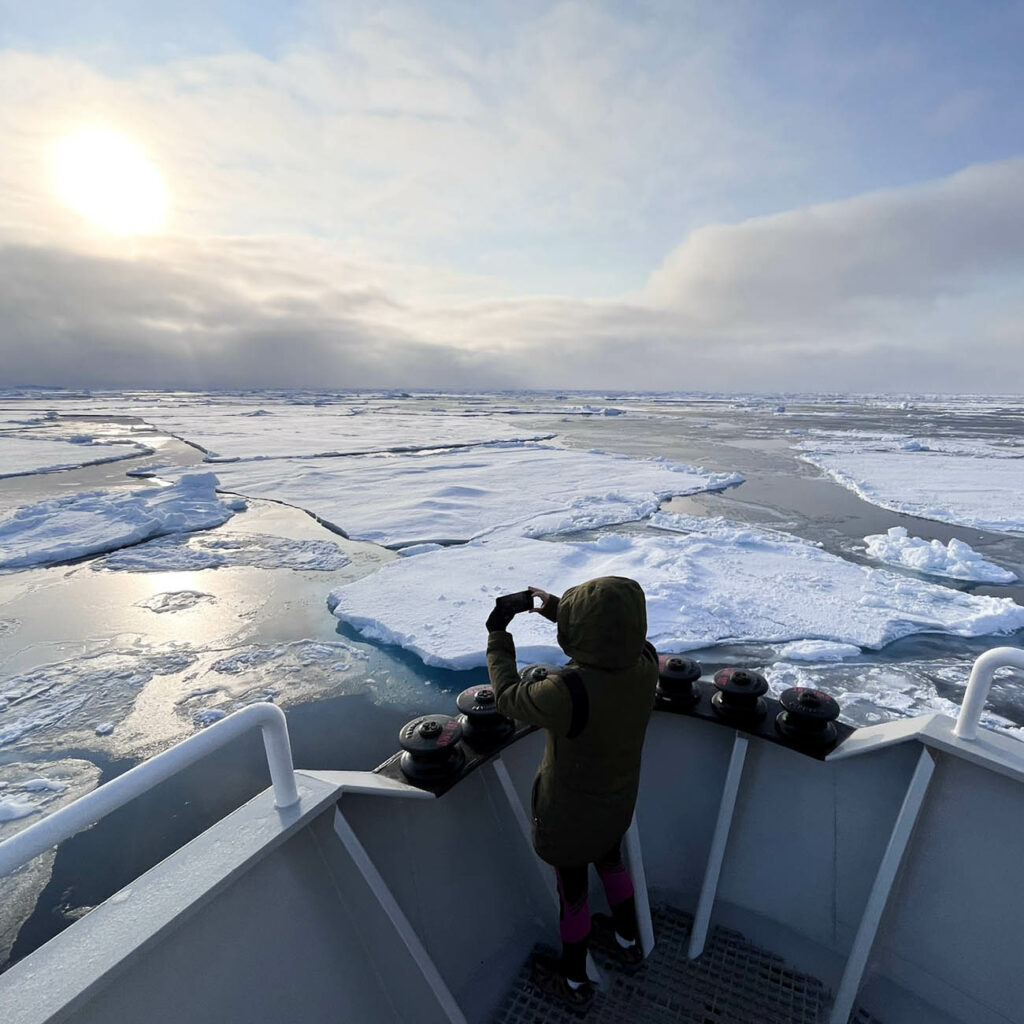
[491,906,885,1024]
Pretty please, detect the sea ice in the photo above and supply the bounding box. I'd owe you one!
[328,524,1024,669]
[0,646,197,749]
[863,527,1017,583]
[0,437,147,478]
[137,591,216,614]
[775,641,862,662]
[763,659,1022,735]
[0,795,39,822]
[0,758,102,965]
[0,473,245,570]
[126,401,555,460]
[797,435,1024,534]
[191,444,743,547]
[96,531,350,572]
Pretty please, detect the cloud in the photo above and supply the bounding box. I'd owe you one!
[0,4,778,274]
[0,241,504,389]
[1,5,1023,392]
[644,156,1024,332]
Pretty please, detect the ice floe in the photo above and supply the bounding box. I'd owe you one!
[0,646,198,748]
[97,531,350,572]
[0,473,245,570]
[0,758,102,965]
[137,591,216,614]
[0,436,148,478]
[328,523,1024,670]
[864,527,1017,583]
[131,401,554,460]
[0,638,372,754]
[775,640,862,662]
[763,659,1023,735]
[797,434,1024,534]
[190,444,743,547]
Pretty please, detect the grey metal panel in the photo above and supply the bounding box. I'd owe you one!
[634,713,736,907]
[0,773,349,1024]
[833,743,923,945]
[69,825,401,1024]
[339,767,554,1024]
[870,755,1024,1024]
[715,738,842,952]
[636,714,924,981]
[309,811,458,1024]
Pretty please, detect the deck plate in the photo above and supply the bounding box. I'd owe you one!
[492,906,884,1024]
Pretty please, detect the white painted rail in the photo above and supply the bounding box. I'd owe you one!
[0,703,298,878]
[953,647,1024,741]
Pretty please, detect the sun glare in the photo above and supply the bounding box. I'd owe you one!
[52,128,168,235]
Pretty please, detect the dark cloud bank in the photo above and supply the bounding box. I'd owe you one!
[3,157,1024,393]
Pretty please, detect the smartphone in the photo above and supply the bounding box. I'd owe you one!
[495,590,534,615]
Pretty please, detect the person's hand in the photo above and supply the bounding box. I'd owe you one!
[529,586,560,623]
[486,600,515,633]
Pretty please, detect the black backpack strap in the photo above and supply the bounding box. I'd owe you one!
[561,670,590,740]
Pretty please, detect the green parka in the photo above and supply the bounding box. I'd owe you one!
[486,576,658,866]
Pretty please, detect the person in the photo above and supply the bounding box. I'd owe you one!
[485,575,659,1010]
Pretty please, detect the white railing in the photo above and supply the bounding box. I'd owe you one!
[0,703,298,878]
[953,646,1024,741]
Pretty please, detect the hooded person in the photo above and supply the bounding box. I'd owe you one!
[485,576,659,1009]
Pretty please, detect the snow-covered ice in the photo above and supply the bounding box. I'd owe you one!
[0,795,39,821]
[775,640,862,662]
[0,436,148,478]
[96,531,350,572]
[190,444,743,547]
[797,434,1024,534]
[123,401,555,460]
[328,523,1024,669]
[864,527,1017,583]
[0,473,245,570]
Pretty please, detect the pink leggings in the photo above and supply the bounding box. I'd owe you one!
[554,842,636,980]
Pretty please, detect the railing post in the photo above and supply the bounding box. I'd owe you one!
[954,647,1024,740]
[688,733,748,959]
[828,748,935,1024]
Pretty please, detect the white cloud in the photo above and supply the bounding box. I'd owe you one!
[644,157,1024,328]
[0,3,783,270]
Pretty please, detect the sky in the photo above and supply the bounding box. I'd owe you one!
[1,0,1023,392]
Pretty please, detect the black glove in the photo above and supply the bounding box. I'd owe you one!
[486,600,515,632]
[529,587,560,623]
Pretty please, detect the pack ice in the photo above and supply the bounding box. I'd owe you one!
[120,400,555,460]
[864,527,1017,583]
[0,473,245,570]
[797,432,1024,534]
[97,531,350,572]
[328,520,1024,669]
[0,436,146,478]
[190,444,743,546]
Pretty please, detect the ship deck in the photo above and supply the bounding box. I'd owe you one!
[493,906,885,1024]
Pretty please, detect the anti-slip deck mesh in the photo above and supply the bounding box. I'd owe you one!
[491,906,885,1024]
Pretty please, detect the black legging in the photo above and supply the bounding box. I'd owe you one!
[554,841,637,982]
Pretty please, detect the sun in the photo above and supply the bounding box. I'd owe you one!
[52,128,168,235]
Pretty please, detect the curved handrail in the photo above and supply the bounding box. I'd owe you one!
[953,646,1024,741]
[0,703,298,878]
